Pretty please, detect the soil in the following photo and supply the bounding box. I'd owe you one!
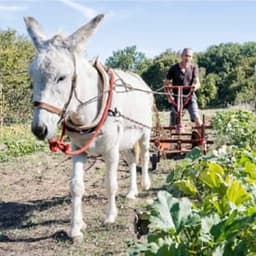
[0,152,171,256]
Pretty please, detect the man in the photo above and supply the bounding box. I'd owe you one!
[164,48,202,127]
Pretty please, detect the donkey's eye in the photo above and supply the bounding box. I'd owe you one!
[57,75,66,83]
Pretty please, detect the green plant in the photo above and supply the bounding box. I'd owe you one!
[129,147,256,255]
[211,110,256,149]
[0,124,47,162]
[128,110,256,256]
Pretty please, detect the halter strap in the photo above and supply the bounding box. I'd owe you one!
[33,101,63,115]
[33,52,77,119]
[48,69,115,156]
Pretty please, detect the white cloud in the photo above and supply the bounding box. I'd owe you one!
[57,0,97,20]
[0,5,27,12]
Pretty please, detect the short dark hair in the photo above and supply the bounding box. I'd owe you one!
[182,48,193,55]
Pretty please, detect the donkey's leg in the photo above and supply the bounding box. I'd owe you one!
[140,131,151,190]
[104,146,119,224]
[69,148,86,241]
[125,149,138,199]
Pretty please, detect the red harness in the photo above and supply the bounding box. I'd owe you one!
[37,69,114,156]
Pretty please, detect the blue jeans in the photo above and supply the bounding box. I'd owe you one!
[170,98,200,125]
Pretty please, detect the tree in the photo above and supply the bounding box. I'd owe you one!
[197,68,218,108]
[198,42,256,105]
[105,45,152,75]
[142,49,180,110]
[0,29,35,124]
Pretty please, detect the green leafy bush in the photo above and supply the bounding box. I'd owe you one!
[0,124,47,162]
[129,110,256,256]
[211,110,256,149]
[129,147,256,255]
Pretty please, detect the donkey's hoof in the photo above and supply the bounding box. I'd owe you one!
[141,180,151,190]
[69,229,83,243]
[126,191,138,200]
[72,235,83,244]
[104,214,117,224]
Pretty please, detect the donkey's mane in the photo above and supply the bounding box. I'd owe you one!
[49,34,68,47]
[31,37,72,76]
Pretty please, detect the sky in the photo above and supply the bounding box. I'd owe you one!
[1,0,256,61]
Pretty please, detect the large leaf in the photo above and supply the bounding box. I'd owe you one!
[200,213,221,242]
[185,147,203,161]
[155,242,188,256]
[210,212,256,243]
[223,240,248,256]
[244,162,256,179]
[199,162,225,189]
[212,243,225,256]
[173,179,198,196]
[211,240,248,256]
[140,237,189,256]
[226,178,251,205]
[149,191,193,233]
[211,197,226,216]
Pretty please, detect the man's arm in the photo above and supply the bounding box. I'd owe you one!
[193,65,200,90]
[164,66,173,85]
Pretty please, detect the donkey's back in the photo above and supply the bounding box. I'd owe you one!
[112,69,153,128]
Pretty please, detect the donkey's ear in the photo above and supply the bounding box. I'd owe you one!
[24,16,47,51]
[67,14,104,53]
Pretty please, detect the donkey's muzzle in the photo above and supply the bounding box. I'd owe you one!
[32,124,48,140]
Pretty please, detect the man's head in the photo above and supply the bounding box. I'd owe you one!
[181,48,193,65]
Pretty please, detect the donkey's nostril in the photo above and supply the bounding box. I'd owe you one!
[32,124,48,140]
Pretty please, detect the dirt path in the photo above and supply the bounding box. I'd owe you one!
[0,152,170,256]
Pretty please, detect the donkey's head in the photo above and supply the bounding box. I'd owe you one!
[24,14,104,140]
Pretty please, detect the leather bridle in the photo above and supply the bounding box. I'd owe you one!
[32,52,115,156]
[33,101,63,116]
[33,52,78,121]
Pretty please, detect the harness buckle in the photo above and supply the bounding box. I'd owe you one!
[108,107,120,117]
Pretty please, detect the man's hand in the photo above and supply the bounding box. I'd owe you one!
[164,79,170,86]
[194,83,200,91]
[193,77,200,91]
[163,79,175,102]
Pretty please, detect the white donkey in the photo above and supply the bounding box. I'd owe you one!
[24,14,153,241]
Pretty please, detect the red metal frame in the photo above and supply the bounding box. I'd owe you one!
[151,84,213,158]
[164,84,194,133]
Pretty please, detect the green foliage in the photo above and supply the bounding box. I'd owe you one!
[198,42,256,106]
[140,42,256,109]
[149,191,195,234]
[105,45,152,75]
[141,49,180,110]
[211,110,256,149]
[0,29,35,124]
[197,69,218,108]
[0,124,47,162]
[129,147,256,256]
[129,110,256,256]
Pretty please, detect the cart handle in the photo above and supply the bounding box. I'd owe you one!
[164,85,195,107]
[165,85,195,89]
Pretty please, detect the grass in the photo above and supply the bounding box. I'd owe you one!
[0,123,47,162]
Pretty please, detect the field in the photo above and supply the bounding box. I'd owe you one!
[0,150,173,256]
[0,107,255,256]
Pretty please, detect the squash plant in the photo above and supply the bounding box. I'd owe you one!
[129,110,256,256]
